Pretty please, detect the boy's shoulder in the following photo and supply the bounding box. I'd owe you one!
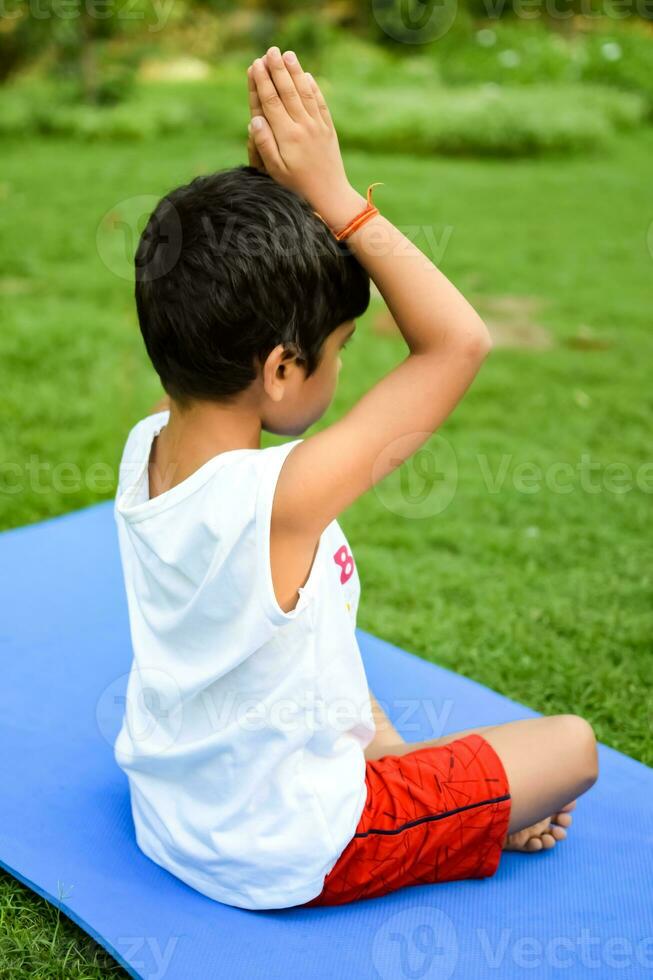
[123,410,169,452]
[117,411,169,493]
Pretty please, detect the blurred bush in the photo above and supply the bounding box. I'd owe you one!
[0,0,177,98]
[0,67,644,156]
[329,81,645,155]
[580,29,653,111]
[432,20,653,114]
[0,79,197,140]
[0,0,51,83]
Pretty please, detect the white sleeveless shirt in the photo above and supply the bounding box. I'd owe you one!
[113,411,375,910]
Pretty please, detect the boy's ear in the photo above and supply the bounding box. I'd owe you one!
[261,343,299,400]
[274,341,307,372]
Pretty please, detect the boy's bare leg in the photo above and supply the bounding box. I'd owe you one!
[366,714,598,851]
[366,691,405,759]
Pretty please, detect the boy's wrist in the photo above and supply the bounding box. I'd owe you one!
[311,186,367,237]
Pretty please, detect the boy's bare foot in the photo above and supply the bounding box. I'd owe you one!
[504,801,576,852]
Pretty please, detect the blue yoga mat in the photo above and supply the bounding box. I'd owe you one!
[1,502,652,979]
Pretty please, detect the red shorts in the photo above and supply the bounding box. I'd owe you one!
[303,733,511,906]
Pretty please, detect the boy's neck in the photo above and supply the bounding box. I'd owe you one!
[149,396,265,498]
[165,396,264,455]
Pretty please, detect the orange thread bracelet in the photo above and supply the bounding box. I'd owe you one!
[313,183,384,241]
[335,183,383,241]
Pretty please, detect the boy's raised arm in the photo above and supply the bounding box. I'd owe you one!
[248,48,492,542]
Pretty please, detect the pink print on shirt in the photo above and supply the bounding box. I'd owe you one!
[333,544,355,584]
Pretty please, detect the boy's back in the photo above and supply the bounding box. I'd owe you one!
[114,411,374,910]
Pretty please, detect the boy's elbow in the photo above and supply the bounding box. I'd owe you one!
[479,324,493,357]
[462,319,493,363]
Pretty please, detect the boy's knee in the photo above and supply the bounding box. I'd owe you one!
[555,713,599,790]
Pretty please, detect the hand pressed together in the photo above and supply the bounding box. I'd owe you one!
[246,46,365,231]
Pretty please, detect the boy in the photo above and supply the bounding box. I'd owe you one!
[113,47,598,910]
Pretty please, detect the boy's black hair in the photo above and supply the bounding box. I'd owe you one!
[134,165,370,403]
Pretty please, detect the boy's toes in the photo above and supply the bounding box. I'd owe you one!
[504,806,574,852]
[553,811,573,829]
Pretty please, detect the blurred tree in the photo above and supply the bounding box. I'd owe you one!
[0,0,148,100]
[0,1,52,82]
[53,2,133,105]
[246,0,328,52]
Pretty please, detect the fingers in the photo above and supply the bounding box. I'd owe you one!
[247,65,263,119]
[263,46,308,123]
[251,56,294,134]
[247,46,332,176]
[246,68,266,171]
[248,115,286,178]
[305,71,333,129]
[281,50,322,121]
[250,46,328,124]
[247,132,265,173]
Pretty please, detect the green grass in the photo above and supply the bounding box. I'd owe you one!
[1,125,652,973]
[0,875,123,978]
